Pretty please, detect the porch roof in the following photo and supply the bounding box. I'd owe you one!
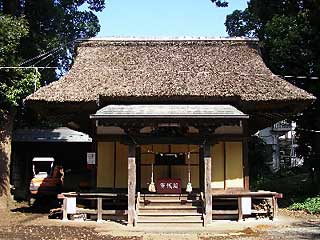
[13,127,92,142]
[90,104,248,119]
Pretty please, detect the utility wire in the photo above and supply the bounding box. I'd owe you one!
[31,47,63,67]
[18,40,75,67]
[0,66,57,69]
[18,46,63,66]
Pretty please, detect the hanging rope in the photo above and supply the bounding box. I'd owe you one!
[186,152,192,193]
[145,146,200,193]
[148,161,156,192]
[147,149,156,192]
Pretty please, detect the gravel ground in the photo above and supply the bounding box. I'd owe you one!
[0,204,319,240]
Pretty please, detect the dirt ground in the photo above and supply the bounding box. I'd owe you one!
[0,202,319,240]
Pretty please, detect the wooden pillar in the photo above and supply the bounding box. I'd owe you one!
[136,146,141,192]
[204,144,212,225]
[237,197,243,221]
[243,120,250,191]
[199,147,204,193]
[128,144,136,226]
[62,198,68,221]
[97,197,103,222]
[91,120,98,189]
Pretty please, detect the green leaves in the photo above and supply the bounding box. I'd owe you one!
[0,14,28,66]
[0,14,37,110]
[263,12,313,77]
[225,9,258,37]
[289,196,320,214]
[210,0,229,7]
[0,69,41,108]
[225,0,320,187]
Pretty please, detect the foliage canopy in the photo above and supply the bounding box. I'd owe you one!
[0,0,105,118]
[225,0,320,185]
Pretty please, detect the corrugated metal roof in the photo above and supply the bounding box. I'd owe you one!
[13,127,92,142]
[91,105,248,119]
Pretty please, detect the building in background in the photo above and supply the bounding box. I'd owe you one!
[258,120,302,172]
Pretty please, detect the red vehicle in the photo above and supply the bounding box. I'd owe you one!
[29,157,63,204]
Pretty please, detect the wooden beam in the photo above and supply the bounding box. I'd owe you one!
[203,144,212,226]
[120,135,245,145]
[128,144,136,226]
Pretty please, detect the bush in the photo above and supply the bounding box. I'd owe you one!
[288,196,320,214]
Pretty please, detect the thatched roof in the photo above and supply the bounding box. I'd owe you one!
[26,37,314,105]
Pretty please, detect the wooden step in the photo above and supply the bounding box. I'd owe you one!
[139,205,200,210]
[140,201,200,207]
[140,199,200,203]
[212,201,237,206]
[137,215,203,223]
[141,194,197,197]
[212,210,239,215]
[139,208,202,214]
[138,212,202,216]
[141,194,200,201]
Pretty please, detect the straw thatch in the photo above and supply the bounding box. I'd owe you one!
[26,38,315,105]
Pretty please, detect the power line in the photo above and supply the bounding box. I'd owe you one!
[18,46,63,66]
[280,75,320,80]
[30,47,63,67]
[0,66,58,69]
[18,40,76,67]
[297,128,320,133]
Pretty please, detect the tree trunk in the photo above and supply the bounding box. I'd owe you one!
[0,110,15,209]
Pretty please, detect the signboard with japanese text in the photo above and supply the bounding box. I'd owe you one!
[86,152,96,165]
[156,178,181,194]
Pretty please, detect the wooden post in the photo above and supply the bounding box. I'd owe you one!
[128,144,136,226]
[62,197,68,221]
[203,144,212,225]
[97,197,103,222]
[238,197,243,221]
[199,147,204,193]
[91,120,98,189]
[136,146,141,192]
[272,196,277,220]
[243,120,250,191]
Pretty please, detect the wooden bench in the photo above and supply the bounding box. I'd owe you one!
[58,192,128,222]
[212,190,283,221]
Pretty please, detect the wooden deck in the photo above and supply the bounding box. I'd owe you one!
[58,190,282,224]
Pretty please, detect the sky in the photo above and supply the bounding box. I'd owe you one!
[94,0,248,37]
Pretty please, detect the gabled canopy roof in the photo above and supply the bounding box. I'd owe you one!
[91,104,248,119]
[13,127,92,142]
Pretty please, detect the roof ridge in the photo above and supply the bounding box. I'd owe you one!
[76,36,258,42]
